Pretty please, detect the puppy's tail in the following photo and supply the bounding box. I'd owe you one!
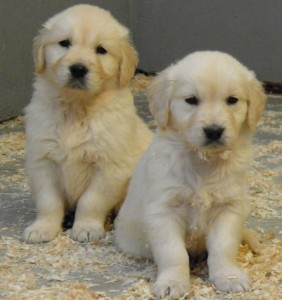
[242,228,261,254]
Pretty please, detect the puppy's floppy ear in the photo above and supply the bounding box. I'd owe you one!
[119,38,139,87]
[32,27,47,74]
[247,74,266,130]
[148,70,172,129]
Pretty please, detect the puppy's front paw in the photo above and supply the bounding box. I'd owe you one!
[71,221,105,242]
[23,220,61,243]
[152,267,190,299]
[210,268,250,293]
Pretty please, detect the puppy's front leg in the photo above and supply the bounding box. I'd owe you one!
[23,164,64,243]
[71,175,120,242]
[149,216,190,299]
[207,210,250,292]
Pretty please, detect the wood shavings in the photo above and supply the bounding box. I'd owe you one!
[197,151,209,161]
[219,150,232,160]
[0,115,24,131]
[196,149,233,161]
[131,74,153,94]
[0,132,25,164]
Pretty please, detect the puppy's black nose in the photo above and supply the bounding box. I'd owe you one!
[203,125,225,141]
[69,64,88,78]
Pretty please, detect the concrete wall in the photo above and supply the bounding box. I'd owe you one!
[1,0,282,121]
[133,0,282,81]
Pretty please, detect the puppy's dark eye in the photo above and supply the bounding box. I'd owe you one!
[96,46,107,54]
[59,39,71,48]
[185,96,199,106]
[226,96,239,105]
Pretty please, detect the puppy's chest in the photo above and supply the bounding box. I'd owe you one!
[48,120,96,164]
[172,168,244,220]
[179,172,245,235]
[180,159,245,208]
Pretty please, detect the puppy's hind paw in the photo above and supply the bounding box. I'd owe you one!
[71,221,105,242]
[23,220,61,243]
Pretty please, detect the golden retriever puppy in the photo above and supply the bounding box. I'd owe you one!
[115,51,266,299]
[23,5,152,243]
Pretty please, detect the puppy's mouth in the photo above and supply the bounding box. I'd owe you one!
[204,139,225,148]
[67,78,88,90]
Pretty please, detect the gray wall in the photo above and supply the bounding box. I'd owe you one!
[133,0,282,81]
[1,0,282,121]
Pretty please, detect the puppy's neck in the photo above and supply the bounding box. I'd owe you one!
[192,143,254,183]
[38,78,125,120]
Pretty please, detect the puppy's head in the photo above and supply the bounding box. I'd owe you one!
[33,5,138,94]
[149,51,266,151]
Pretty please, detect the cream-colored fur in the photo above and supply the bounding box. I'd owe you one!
[115,51,266,299]
[23,5,152,243]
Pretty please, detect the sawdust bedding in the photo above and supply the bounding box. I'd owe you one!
[0,75,281,299]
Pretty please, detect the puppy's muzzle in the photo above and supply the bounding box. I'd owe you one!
[68,63,89,90]
[203,125,225,144]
